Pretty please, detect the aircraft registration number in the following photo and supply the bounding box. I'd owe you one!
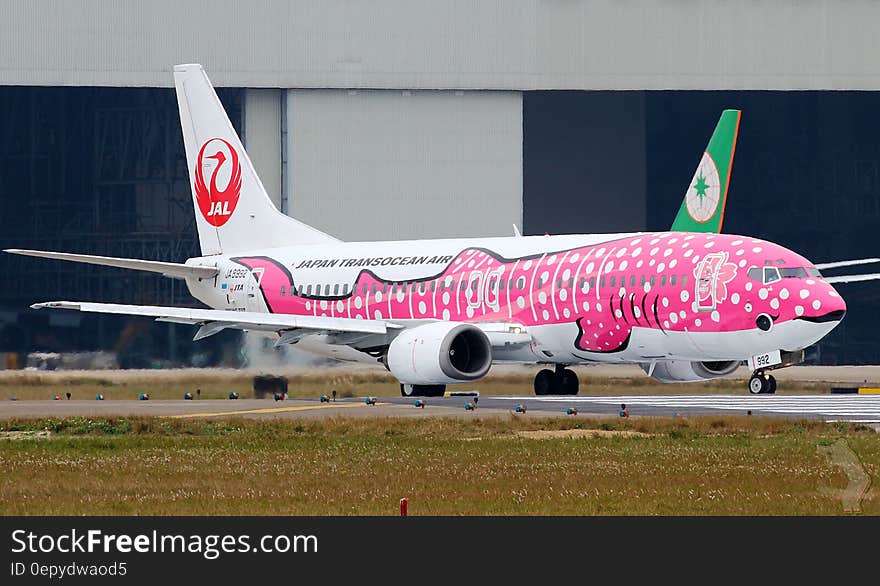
[748,350,782,371]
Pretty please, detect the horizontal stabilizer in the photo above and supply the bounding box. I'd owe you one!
[31,301,396,336]
[5,249,218,280]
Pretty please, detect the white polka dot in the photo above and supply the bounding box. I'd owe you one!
[745,282,753,292]
[694,318,702,327]
[685,235,695,240]
[634,307,641,318]
[523,260,532,270]
[560,289,569,301]
[649,259,656,266]
[442,309,451,320]
[548,255,557,265]
[320,300,328,310]
[650,247,659,256]
[637,260,644,268]
[467,260,475,268]
[657,263,666,273]
[670,313,678,324]
[599,323,604,329]
[597,248,606,257]
[778,288,789,300]
[731,293,740,304]
[397,290,405,302]
[582,301,590,311]
[800,289,810,299]
[812,299,821,310]
[630,238,642,245]
[650,238,660,245]
[679,310,686,319]
[595,303,602,312]
[569,253,580,263]
[738,259,747,267]
[758,288,768,300]
[795,305,804,316]
[664,248,673,257]
[752,247,763,253]
[336,301,344,312]
[562,269,571,280]
[711,310,720,322]
[643,283,651,293]
[704,241,715,248]
[615,309,623,318]
[744,303,753,312]
[663,321,670,328]
[662,297,669,308]
[517,297,526,308]
[618,287,626,297]
[732,240,743,246]
[680,290,690,302]
[418,301,427,314]
[466,307,474,318]
[540,270,550,284]
[806,279,816,285]
[305,301,311,310]
[632,247,642,257]
[586,262,595,273]
[669,259,678,269]
[538,292,547,304]
[375,291,383,302]
[442,292,450,304]
[374,310,382,319]
[619,260,629,271]
[828,290,839,297]
[563,308,570,318]
[616,248,627,258]
[684,249,693,258]
[770,298,780,310]
[542,309,550,320]
[355,315,362,320]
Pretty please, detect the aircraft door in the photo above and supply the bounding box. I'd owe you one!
[246,267,265,312]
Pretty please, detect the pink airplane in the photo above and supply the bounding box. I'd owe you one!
[9,65,875,396]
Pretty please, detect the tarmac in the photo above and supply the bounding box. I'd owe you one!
[2,393,880,426]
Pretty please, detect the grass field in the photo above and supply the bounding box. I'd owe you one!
[0,366,844,401]
[1,415,876,515]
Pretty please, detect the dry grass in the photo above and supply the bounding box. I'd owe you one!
[0,415,876,515]
[0,367,838,401]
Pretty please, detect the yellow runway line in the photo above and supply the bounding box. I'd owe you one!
[166,402,380,419]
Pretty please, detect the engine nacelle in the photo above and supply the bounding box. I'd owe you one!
[644,360,741,383]
[386,322,493,385]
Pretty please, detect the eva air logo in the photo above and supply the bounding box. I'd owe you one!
[685,152,721,223]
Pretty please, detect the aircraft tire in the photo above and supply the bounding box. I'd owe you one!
[748,374,766,395]
[534,369,557,395]
[400,384,446,397]
[558,368,580,395]
[766,375,777,394]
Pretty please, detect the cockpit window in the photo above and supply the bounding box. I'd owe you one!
[763,267,781,285]
[748,268,762,281]
[806,267,822,277]
[779,267,807,278]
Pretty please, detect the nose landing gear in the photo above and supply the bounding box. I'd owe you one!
[748,371,777,395]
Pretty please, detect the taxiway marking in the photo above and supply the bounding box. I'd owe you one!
[166,402,376,419]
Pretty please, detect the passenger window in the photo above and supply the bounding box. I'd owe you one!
[381,283,388,293]
[640,275,646,286]
[650,276,656,286]
[280,285,286,297]
[629,275,636,287]
[670,275,677,286]
[325,284,331,295]
[343,284,349,295]
[763,267,781,285]
[333,284,339,295]
[431,281,436,292]
[306,285,313,295]
[361,284,367,295]
[372,283,378,294]
[589,277,596,288]
[600,276,606,288]
[680,275,688,286]
[610,276,617,288]
[517,277,526,290]
[660,275,666,286]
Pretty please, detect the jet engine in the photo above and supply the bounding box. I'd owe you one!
[644,360,741,383]
[386,322,493,385]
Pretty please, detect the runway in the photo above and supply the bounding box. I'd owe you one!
[1,394,880,425]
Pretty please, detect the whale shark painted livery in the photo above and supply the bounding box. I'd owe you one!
[6,64,866,396]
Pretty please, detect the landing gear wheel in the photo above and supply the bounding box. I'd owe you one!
[558,368,579,396]
[748,373,772,394]
[400,384,446,397]
[534,369,557,396]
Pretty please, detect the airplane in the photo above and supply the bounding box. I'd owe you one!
[5,64,874,397]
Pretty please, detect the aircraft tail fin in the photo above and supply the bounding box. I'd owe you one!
[671,109,741,233]
[173,64,338,255]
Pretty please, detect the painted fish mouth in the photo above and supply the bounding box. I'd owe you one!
[795,309,846,323]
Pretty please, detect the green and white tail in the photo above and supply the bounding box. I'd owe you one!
[670,109,741,233]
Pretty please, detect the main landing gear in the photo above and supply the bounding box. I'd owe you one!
[534,365,579,396]
[748,371,777,395]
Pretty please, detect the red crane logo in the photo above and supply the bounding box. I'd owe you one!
[194,137,242,227]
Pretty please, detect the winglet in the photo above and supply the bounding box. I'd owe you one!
[512,224,522,237]
[671,109,741,233]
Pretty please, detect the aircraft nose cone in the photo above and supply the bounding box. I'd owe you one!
[804,283,846,323]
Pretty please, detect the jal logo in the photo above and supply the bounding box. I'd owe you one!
[194,137,242,227]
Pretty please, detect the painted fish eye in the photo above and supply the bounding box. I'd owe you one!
[756,313,773,332]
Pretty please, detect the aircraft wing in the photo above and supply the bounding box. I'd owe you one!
[31,301,399,340]
[823,273,880,284]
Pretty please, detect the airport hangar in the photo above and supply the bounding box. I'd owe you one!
[1,0,880,367]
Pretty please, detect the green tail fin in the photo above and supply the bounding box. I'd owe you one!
[670,109,741,233]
